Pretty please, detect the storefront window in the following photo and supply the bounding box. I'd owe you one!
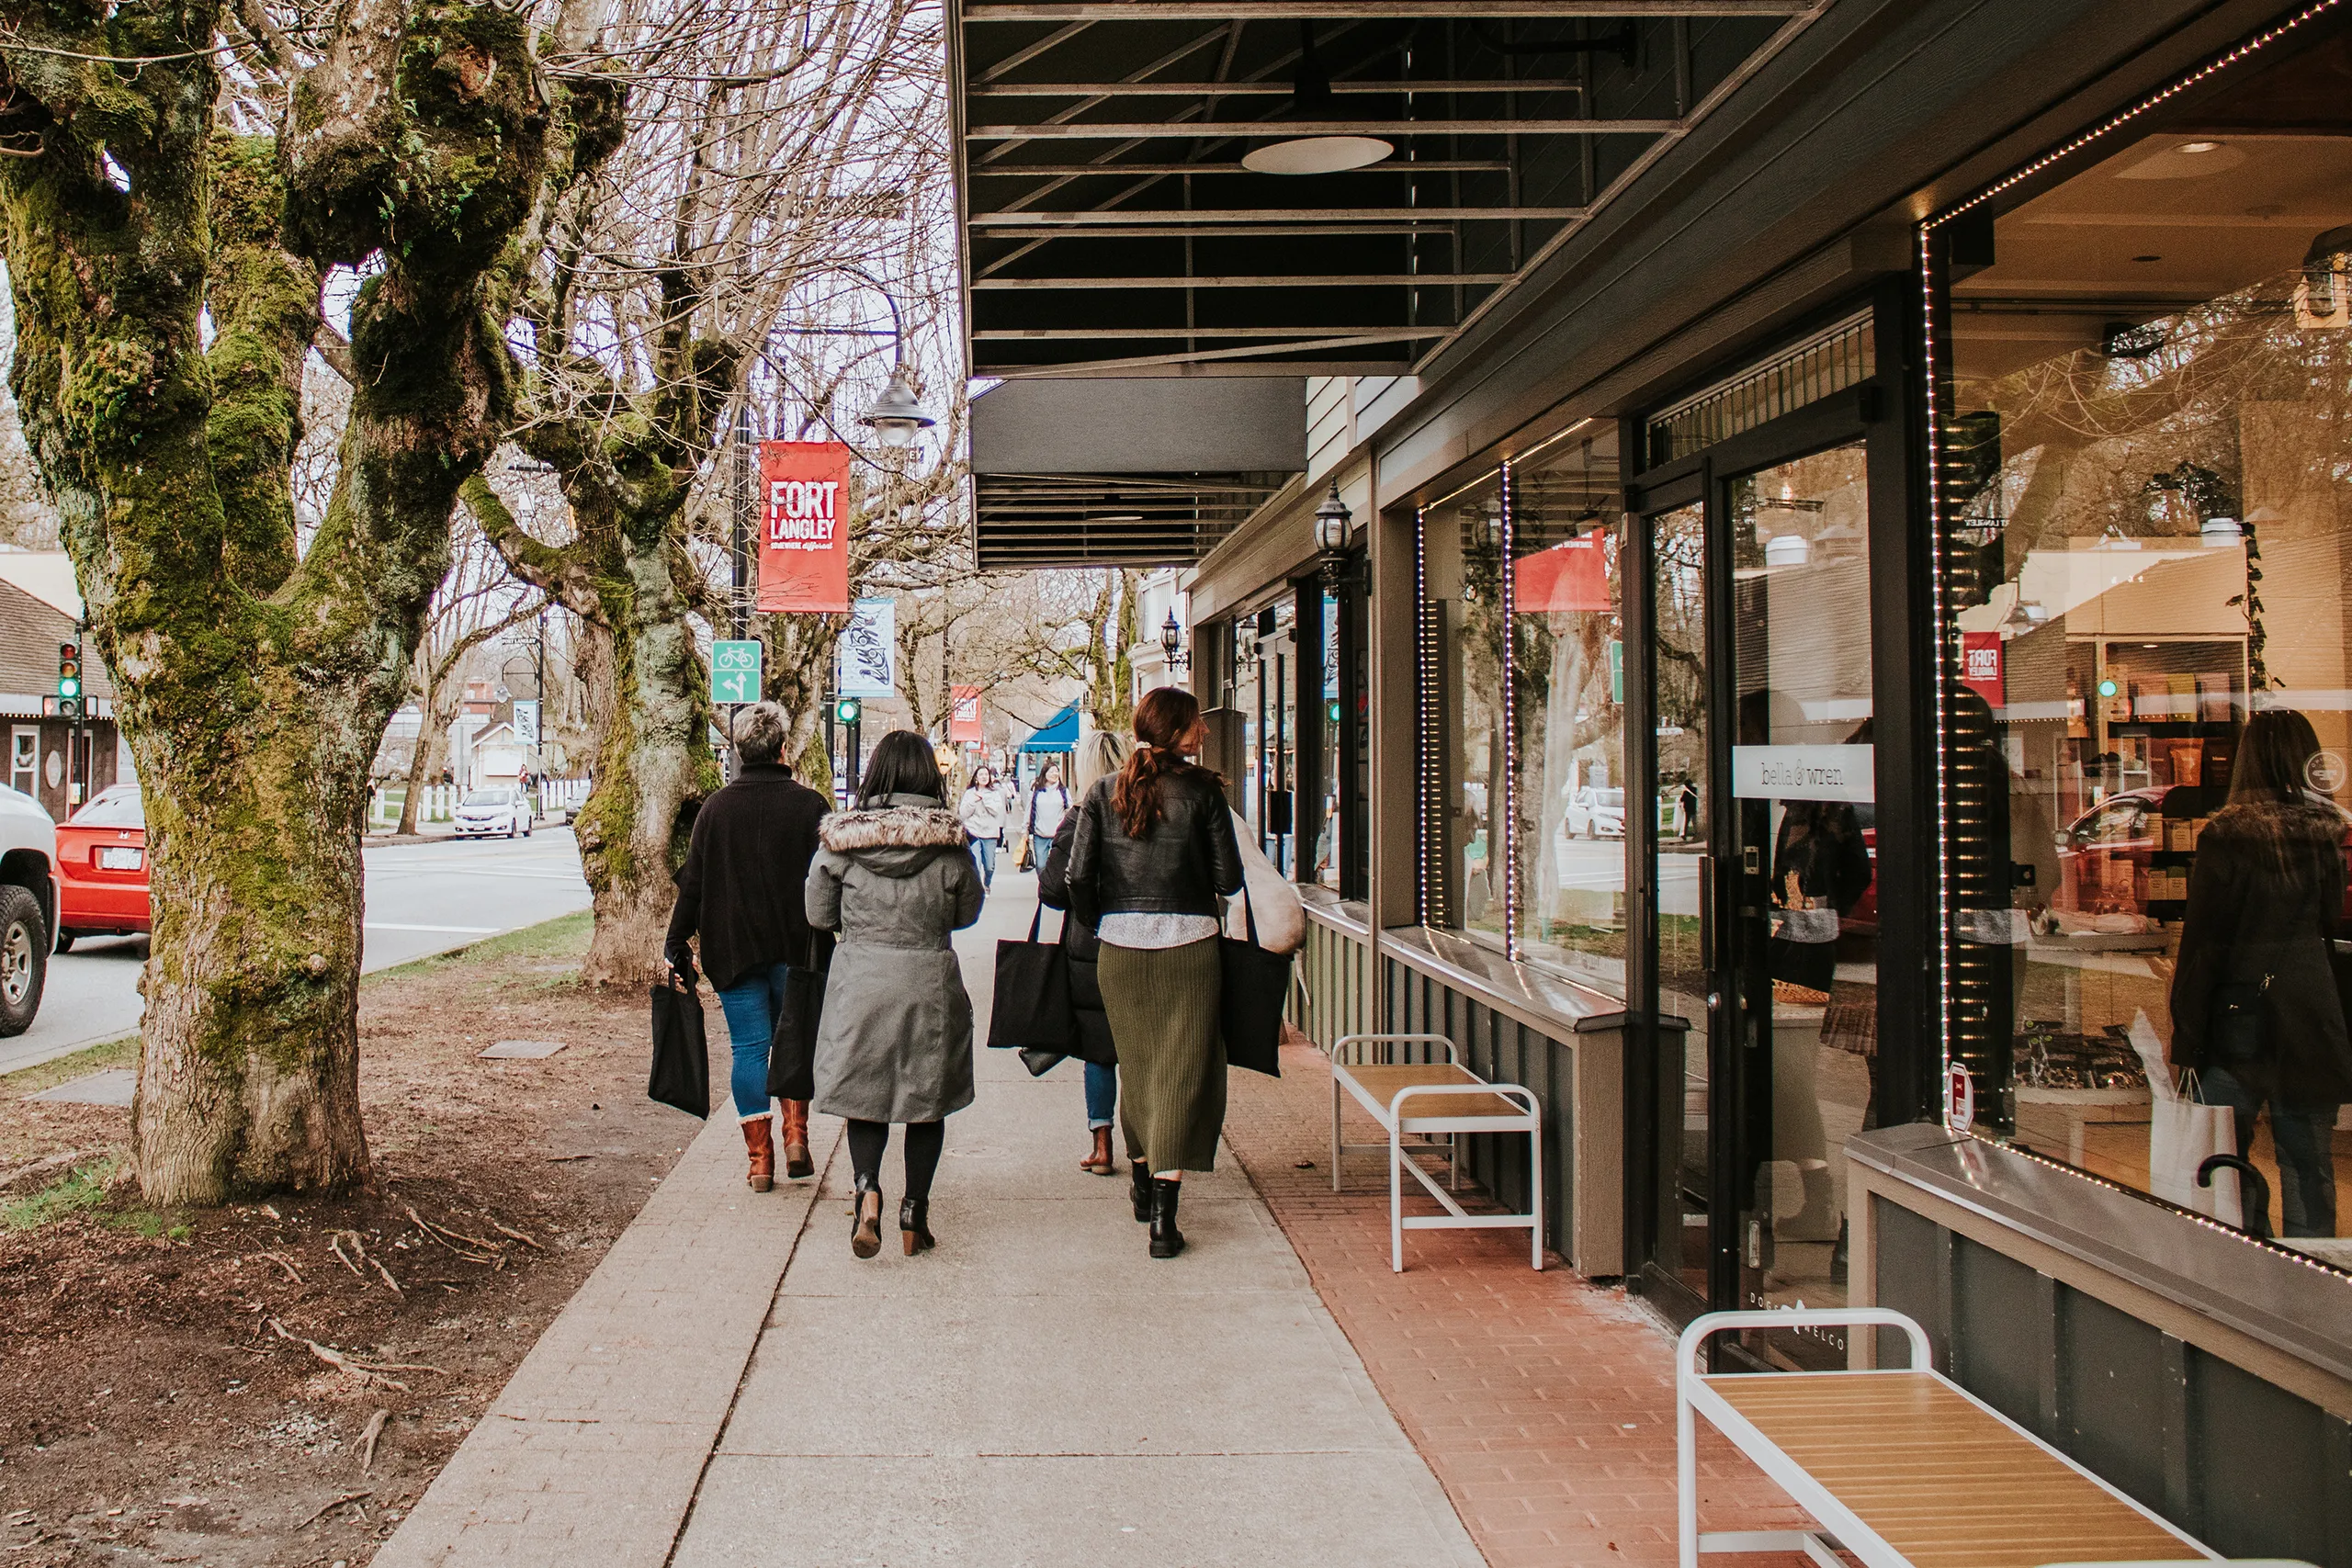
[1424,475,1510,940]
[1512,427,1627,995]
[1939,101,2352,1256]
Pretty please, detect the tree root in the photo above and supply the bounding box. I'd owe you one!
[266,1319,441,1392]
[401,1202,500,1261]
[357,1409,390,1474]
[295,1490,372,1529]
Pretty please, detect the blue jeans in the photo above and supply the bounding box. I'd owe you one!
[716,964,792,1120]
[2198,1064,2339,1237]
[1084,1061,1117,1132]
[972,837,998,887]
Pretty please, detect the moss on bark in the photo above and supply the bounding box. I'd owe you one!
[0,0,557,1205]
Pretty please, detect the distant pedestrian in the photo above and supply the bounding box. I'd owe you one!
[1066,688,1244,1258]
[957,762,1013,887]
[1025,759,1071,846]
[808,730,986,1258]
[663,702,831,1192]
[1035,733,1129,1176]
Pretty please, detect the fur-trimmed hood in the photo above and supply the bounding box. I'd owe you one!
[820,800,968,877]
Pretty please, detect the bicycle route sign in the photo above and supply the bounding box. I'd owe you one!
[711,639,763,705]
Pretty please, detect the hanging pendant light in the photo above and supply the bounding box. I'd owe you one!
[1242,24,1394,176]
[859,364,935,448]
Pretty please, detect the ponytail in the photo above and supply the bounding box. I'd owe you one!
[1111,687,1219,839]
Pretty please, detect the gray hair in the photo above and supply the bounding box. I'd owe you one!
[1072,731,1128,792]
[732,701,788,768]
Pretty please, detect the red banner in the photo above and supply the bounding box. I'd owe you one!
[1961,630,2004,707]
[949,685,983,742]
[756,441,852,613]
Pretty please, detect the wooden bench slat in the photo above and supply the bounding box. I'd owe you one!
[1704,1372,2194,1568]
[1340,1064,1528,1120]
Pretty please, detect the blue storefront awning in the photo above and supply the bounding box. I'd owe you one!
[1019,702,1079,752]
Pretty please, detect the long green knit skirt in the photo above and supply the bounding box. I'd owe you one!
[1097,937,1224,1173]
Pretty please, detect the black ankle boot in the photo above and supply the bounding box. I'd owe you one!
[1148,1179,1185,1259]
[899,1196,935,1255]
[1130,1160,1153,1224]
[851,1178,884,1259]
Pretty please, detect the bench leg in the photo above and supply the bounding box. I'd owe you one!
[1390,1123,1405,1273]
[1528,1115,1544,1272]
[1678,1385,1698,1568]
[1331,1078,1341,1194]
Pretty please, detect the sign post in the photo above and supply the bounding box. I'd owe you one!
[711,639,763,706]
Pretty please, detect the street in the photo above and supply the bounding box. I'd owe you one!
[0,829,592,1077]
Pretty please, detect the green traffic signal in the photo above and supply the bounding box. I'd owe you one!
[1327,699,1342,724]
[59,675,80,699]
[835,697,862,725]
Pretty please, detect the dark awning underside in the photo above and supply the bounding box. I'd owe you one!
[951,2,1823,382]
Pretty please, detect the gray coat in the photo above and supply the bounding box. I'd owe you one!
[805,795,987,1122]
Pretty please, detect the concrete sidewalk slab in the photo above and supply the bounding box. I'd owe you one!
[370,1104,834,1568]
[375,874,1487,1568]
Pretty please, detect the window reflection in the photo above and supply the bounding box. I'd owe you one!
[1513,428,1628,996]
[1947,112,2352,1257]
[1425,478,1510,939]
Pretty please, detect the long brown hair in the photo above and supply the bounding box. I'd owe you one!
[1111,687,1218,838]
[2229,707,2325,805]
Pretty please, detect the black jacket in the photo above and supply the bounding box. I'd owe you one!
[1035,817,1114,1065]
[2169,795,2352,1101]
[663,763,831,990]
[1065,771,1244,926]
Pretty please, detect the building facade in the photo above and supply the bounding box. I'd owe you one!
[950,2,2352,1553]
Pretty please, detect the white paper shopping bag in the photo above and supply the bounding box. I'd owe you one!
[2129,1010,2242,1226]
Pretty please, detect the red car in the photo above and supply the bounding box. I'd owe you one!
[55,784,149,950]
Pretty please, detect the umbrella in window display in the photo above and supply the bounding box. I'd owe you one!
[1513,534,1611,614]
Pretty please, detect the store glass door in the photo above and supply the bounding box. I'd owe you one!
[1724,445,1877,1365]
[1645,498,1717,1310]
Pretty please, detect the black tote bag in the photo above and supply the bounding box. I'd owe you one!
[766,931,833,1101]
[648,977,711,1118]
[989,903,1078,1051]
[1219,882,1292,1077]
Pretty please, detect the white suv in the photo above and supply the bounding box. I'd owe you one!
[452,786,534,840]
[0,783,57,1035]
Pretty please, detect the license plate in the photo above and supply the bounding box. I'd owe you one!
[97,846,143,871]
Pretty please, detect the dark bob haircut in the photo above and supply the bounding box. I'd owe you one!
[855,729,946,808]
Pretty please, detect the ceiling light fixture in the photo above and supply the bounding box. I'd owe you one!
[2177,140,2223,153]
[1241,24,1394,176]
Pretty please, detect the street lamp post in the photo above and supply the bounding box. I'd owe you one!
[1158,608,1190,675]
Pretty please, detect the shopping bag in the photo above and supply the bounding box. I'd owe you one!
[766,932,832,1101]
[1012,832,1033,872]
[1226,808,1306,954]
[989,904,1078,1050]
[1219,881,1292,1077]
[648,978,710,1119]
[2127,1010,2241,1225]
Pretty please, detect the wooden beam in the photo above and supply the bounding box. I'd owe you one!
[967,158,1510,173]
[971,205,1585,224]
[971,78,1589,96]
[974,325,1449,337]
[966,2,1810,18]
[968,117,1676,139]
[972,272,1510,287]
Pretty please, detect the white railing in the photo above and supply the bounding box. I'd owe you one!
[367,778,591,830]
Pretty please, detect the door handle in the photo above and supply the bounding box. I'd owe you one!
[1698,852,1717,975]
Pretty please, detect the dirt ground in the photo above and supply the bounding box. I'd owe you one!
[0,914,721,1566]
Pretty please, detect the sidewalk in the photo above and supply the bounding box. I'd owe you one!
[374,873,1484,1567]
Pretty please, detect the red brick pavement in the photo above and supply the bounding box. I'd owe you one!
[1221,1034,1815,1568]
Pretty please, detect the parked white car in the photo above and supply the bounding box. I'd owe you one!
[1564,785,1626,840]
[0,783,57,1035]
[452,787,534,840]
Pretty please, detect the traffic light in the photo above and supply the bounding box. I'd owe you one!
[835,696,861,726]
[57,642,82,719]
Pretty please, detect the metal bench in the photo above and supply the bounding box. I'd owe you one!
[1676,1306,2302,1568]
[1326,1032,1542,1273]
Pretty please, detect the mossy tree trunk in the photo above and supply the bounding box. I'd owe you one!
[0,0,569,1204]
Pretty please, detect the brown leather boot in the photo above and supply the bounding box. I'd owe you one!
[741,1116,775,1192]
[779,1100,814,1180]
[1081,1126,1114,1174]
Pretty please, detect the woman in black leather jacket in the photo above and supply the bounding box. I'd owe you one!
[1066,687,1245,1258]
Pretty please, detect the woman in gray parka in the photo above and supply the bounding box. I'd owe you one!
[807,730,986,1259]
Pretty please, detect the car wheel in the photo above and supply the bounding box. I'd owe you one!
[53,928,75,954]
[0,885,48,1036]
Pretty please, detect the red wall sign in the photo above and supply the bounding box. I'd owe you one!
[949,685,983,742]
[756,441,852,614]
[1961,630,2004,707]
